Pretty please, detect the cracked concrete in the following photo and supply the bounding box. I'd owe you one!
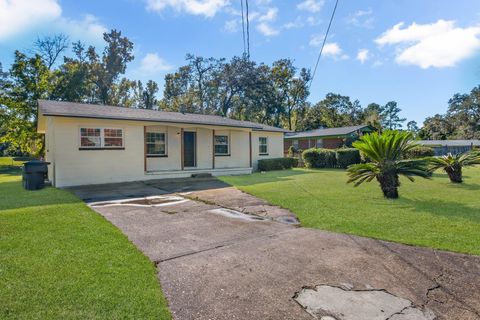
[69,178,480,320]
[294,285,435,320]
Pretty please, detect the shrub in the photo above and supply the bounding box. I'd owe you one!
[403,146,435,159]
[258,157,298,171]
[336,148,361,168]
[302,148,336,168]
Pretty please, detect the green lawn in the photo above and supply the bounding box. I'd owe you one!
[220,167,480,255]
[0,158,171,319]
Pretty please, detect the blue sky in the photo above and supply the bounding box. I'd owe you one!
[1,0,480,125]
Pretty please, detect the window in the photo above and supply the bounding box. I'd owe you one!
[80,128,101,147]
[146,132,167,156]
[293,140,299,149]
[316,139,323,148]
[259,137,268,155]
[80,128,123,149]
[214,135,229,155]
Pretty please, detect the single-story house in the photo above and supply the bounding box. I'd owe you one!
[418,140,480,156]
[284,124,375,153]
[37,100,287,187]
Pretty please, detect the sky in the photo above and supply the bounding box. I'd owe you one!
[1,0,480,125]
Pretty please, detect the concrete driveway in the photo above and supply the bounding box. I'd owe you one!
[69,178,480,320]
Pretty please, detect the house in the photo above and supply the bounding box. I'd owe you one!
[284,125,375,153]
[418,140,480,156]
[37,100,287,187]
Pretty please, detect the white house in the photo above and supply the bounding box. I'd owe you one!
[37,100,286,187]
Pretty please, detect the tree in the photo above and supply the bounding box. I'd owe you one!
[362,103,383,131]
[445,86,480,139]
[34,34,69,69]
[88,30,134,104]
[406,120,419,136]
[141,80,159,109]
[381,101,406,130]
[428,151,480,183]
[347,131,431,199]
[419,114,452,140]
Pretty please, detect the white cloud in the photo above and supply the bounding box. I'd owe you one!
[310,41,348,60]
[297,0,324,13]
[257,22,279,36]
[258,7,278,22]
[356,48,369,64]
[59,15,108,45]
[146,0,228,18]
[138,53,173,75]
[376,20,480,69]
[255,7,279,36]
[0,0,61,40]
[346,9,373,28]
[223,19,240,32]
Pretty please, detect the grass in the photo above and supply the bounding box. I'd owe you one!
[0,157,171,319]
[220,167,480,256]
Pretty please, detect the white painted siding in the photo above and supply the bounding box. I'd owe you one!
[44,116,284,187]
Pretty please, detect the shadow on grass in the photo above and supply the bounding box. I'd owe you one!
[396,198,480,224]
[221,168,311,186]
[0,180,79,212]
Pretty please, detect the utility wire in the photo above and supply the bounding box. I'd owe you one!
[245,0,250,58]
[309,0,339,89]
[240,0,246,56]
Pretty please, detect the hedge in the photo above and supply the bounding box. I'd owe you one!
[257,157,298,171]
[403,146,435,159]
[302,148,337,168]
[336,148,361,168]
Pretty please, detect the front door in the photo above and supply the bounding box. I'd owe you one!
[183,131,196,167]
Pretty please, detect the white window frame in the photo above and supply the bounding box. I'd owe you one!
[316,139,323,148]
[146,131,168,156]
[214,134,230,156]
[79,127,124,149]
[259,137,268,155]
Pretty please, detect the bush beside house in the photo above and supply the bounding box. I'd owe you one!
[336,148,361,168]
[258,157,298,171]
[403,146,435,159]
[302,148,337,168]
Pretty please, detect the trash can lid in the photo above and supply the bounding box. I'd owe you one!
[24,160,51,166]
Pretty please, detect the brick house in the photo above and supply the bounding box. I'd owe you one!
[284,125,375,154]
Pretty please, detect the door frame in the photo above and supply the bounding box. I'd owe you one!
[182,130,197,168]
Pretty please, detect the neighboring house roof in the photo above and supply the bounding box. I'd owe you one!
[37,100,287,132]
[284,125,373,139]
[418,140,480,147]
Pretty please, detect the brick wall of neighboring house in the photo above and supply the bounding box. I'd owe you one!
[323,138,344,149]
[284,140,293,154]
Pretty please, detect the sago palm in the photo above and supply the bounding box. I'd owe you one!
[347,131,431,199]
[428,151,480,183]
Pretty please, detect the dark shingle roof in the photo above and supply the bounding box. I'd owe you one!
[284,125,372,139]
[38,100,287,132]
[418,140,480,147]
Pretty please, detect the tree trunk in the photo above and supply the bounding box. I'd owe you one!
[445,166,463,183]
[377,172,400,199]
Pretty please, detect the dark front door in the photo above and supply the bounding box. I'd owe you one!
[183,131,196,167]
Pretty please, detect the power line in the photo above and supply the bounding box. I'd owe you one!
[240,0,246,56]
[309,0,339,89]
[245,0,250,58]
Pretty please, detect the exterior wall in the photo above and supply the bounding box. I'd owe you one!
[284,137,344,151]
[50,117,146,187]
[214,129,250,169]
[45,116,285,187]
[322,138,344,149]
[251,131,284,170]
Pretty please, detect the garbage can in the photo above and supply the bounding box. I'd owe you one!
[23,160,50,190]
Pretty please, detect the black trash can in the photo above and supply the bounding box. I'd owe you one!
[23,160,50,190]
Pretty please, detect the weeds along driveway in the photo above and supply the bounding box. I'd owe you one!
[71,179,480,320]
